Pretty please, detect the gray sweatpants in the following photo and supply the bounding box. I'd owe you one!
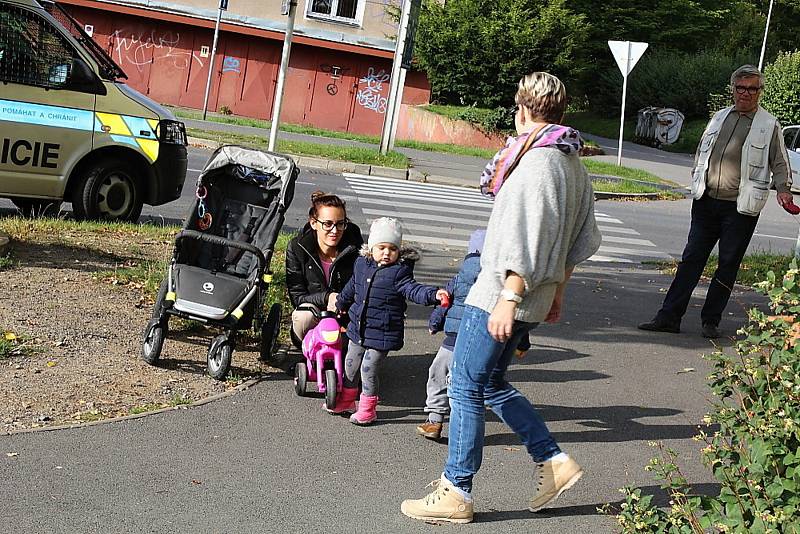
[423,344,454,423]
[343,341,388,397]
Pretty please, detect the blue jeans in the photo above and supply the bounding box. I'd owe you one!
[444,305,560,493]
[657,195,758,327]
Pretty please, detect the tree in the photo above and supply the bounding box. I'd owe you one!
[414,0,589,108]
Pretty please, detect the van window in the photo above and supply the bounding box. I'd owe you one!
[0,3,76,88]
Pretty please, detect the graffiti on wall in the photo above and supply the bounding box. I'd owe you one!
[222,56,241,73]
[356,67,389,114]
[111,29,203,72]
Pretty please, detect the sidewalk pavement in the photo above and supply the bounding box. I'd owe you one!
[183,117,693,189]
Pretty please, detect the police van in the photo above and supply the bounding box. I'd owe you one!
[0,0,187,220]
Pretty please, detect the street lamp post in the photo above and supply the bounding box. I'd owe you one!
[202,0,227,121]
[758,0,775,70]
[268,0,298,152]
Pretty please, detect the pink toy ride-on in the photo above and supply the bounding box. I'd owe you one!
[294,307,344,410]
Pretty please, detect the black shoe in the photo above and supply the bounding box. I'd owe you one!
[701,323,721,339]
[638,318,680,334]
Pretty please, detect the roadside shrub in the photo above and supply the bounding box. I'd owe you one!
[762,50,800,126]
[592,50,747,120]
[606,263,800,532]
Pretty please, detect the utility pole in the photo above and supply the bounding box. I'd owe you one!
[202,0,227,121]
[758,0,775,70]
[379,0,415,155]
[268,0,297,152]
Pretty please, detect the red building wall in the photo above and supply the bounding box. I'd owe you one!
[64,5,430,136]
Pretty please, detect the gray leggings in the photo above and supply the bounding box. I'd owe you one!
[343,341,388,397]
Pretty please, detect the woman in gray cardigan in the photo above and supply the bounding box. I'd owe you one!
[401,72,602,524]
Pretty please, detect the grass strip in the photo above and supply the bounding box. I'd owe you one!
[644,251,796,288]
[582,160,674,185]
[187,128,408,169]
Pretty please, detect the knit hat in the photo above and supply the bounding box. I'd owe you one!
[467,229,486,254]
[368,217,403,248]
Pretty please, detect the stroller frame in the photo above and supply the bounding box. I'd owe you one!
[142,145,297,380]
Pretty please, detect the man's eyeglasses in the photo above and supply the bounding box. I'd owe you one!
[314,218,348,232]
[734,85,762,95]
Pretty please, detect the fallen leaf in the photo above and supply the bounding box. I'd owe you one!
[4,332,17,341]
[46,361,57,368]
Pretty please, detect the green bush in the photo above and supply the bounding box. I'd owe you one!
[762,50,800,126]
[606,263,800,532]
[592,50,748,120]
[415,0,589,108]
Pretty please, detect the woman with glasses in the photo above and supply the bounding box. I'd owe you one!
[286,190,363,347]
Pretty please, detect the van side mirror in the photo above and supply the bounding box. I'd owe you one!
[68,57,106,95]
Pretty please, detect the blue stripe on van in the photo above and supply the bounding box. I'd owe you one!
[0,99,94,131]
[110,135,139,148]
[121,116,156,139]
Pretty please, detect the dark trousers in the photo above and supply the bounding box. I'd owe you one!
[657,195,758,327]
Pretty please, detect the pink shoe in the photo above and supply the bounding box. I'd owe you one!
[324,387,359,415]
[350,394,379,425]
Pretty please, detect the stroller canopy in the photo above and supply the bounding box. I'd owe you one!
[198,145,297,211]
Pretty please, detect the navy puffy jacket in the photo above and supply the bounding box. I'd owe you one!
[337,246,438,351]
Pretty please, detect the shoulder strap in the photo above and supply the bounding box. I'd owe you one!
[503,124,546,180]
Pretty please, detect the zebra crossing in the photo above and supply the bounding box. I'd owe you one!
[342,173,671,264]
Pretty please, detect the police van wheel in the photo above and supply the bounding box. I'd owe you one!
[72,159,144,222]
[11,198,62,218]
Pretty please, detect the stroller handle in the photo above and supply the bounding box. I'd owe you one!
[175,229,268,270]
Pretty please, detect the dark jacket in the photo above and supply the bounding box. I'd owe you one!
[285,221,363,309]
[429,252,530,352]
[337,246,438,351]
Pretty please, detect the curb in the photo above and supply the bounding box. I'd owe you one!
[1,368,277,436]
[186,136,680,201]
[0,231,10,257]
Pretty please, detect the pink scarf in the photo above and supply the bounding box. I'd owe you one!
[479,124,583,198]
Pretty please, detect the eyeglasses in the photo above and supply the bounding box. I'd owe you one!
[734,85,762,95]
[314,218,348,232]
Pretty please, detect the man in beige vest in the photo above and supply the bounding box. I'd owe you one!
[639,64,792,339]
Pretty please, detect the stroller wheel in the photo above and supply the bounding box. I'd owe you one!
[294,361,307,396]
[324,369,337,410]
[207,335,233,381]
[141,318,167,365]
[259,303,282,361]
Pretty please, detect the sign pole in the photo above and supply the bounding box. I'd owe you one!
[608,40,648,166]
[616,41,631,166]
[268,0,298,152]
[201,1,226,121]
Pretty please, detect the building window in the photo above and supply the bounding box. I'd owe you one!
[307,0,362,25]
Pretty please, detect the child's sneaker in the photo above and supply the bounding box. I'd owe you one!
[415,421,443,440]
[401,475,473,524]
[529,454,583,512]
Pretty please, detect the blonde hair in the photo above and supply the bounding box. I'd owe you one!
[515,72,567,123]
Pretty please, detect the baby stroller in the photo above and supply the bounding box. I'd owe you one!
[141,145,297,380]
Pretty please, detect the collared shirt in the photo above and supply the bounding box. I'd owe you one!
[702,110,790,201]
